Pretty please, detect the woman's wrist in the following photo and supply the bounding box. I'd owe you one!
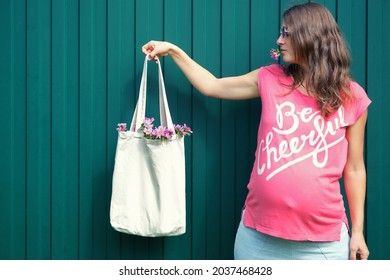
[351,229,364,235]
[168,43,182,58]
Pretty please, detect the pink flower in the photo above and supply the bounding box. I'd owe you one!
[143,126,153,136]
[182,124,193,135]
[154,125,165,139]
[174,124,193,137]
[174,124,185,137]
[143,117,154,129]
[163,128,175,140]
[116,123,127,132]
[270,48,281,60]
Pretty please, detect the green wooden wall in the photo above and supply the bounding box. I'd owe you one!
[0,0,389,260]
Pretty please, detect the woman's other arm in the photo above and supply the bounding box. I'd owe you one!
[344,110,370,260]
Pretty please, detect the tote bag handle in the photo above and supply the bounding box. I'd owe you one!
[130,56,174,134]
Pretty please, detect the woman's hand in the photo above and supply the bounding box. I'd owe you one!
[349,231,369,260]
[142,40,175,62]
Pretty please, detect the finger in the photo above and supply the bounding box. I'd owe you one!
[356,252,361,260]
[359,251,369,260]
[142,49,155,61]
[349,249,357,260]
[141,41,155,55]
[147,49,160,62]
[152,54,159,63]
[141,47,149,56]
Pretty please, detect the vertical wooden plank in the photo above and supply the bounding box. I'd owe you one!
[367,0,390,260]
[220,0,236,260]
[280,0,295,13]
[163,0,193,260]
[51,0,79,259]
[314,0,337,16]
[79,0,108,259]
[106,0,121,260]
[0,0,27,260]
[192,0,226,260]
[337,0,367,86]
[0,0,14,258]
[107,0,136,260]
[220,0,252,260]
[199,0,222,260]
[91,0,109,260]
[26,0,52,260]
[380,0,390,261]
[79,0,93,258]
[191,0,209,260]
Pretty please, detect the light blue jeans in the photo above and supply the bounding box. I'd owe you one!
[234,218,350,260]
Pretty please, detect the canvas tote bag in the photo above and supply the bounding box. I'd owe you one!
[110,56,186,237]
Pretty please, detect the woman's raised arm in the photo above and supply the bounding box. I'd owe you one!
[142,41,259,100]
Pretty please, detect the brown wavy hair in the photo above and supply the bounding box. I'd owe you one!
[282,2,353,118]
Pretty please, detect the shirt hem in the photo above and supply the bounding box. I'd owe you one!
[243,218,342,242]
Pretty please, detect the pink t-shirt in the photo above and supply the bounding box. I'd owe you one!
[243,64,371,241]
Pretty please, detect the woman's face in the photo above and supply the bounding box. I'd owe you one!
[277,24,297,64]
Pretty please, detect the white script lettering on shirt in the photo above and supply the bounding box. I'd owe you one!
[257,101,348,181]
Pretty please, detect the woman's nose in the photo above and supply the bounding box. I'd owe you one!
[276,35,284,46]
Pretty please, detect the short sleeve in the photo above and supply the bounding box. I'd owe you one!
[345,82,371,125]
[258,64,290,99]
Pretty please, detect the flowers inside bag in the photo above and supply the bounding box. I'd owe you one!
[110,56,191,237]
